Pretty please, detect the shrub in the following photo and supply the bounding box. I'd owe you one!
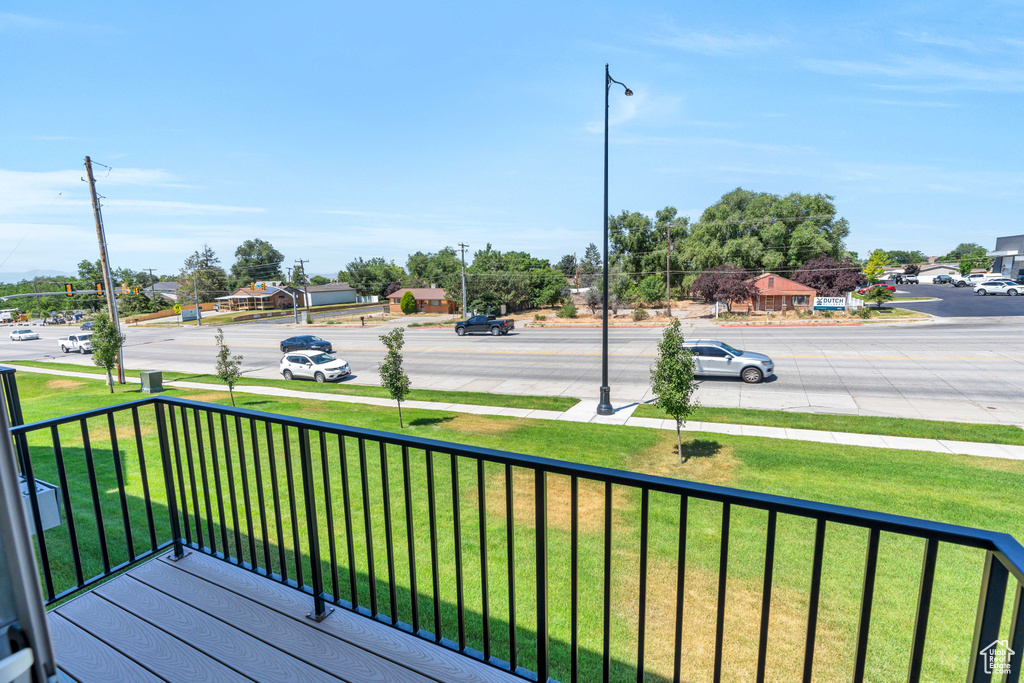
[399,291,417,314]
[638,275,666,305]
[821,310,834,318]
[534,314,547,321]
[556,301,577,318]
[632,307,649,321]
[856,307,871,319]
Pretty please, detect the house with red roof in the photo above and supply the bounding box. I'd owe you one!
[746,273,816,312]
[387,287,457,314]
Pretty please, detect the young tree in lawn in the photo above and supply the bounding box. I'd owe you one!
[863,249,887,283]
[691,264,756,312]
[215,328,243,406]
[379,328,411,428]
[792,254,867,296]
[650,319,700,462]
[864,286,895,309]
[91,312,125,393]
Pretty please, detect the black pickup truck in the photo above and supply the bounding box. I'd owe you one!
[454,315,515,336]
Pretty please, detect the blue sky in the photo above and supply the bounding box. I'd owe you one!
[2,1,1022,279]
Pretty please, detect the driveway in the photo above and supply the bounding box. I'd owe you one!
[890,283,1024,317]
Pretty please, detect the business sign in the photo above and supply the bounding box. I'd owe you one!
[813,297,847,311]
[181,308,198,321]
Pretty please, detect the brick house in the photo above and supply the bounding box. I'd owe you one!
[745,273,816,312]
[214,285,304,312]
[388,287,457,314]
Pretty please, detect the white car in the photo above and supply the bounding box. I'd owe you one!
[974,279,1022,296]
[953,273,994,287]
[280,350,351,383]
[9,329,40,341]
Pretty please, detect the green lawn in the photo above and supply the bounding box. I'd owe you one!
[12,373,1023,682]
[2,360,578,411]
[632,404,1024,445]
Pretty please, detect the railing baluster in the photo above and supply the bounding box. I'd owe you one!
[479,459,491,663]
[168,408,191,547]
[673,495,688,683]
[338,435,357,606]
[81,418,110,573]
[570,475,578,683]
[252,420,272,573]
[506,462,517,671]
[714,502,731,683]
[179,408,203,550]
[282,425,303,587]
[207,411,229,558]
[131,407,158,552]
[603,481,612,683]
[852,528,880,683]
[428,449,442,642]
[193,409,216,556]
[358,438,378,617]
[381,442,397,623]
[20,426,53,600]
[536,469,549,683]
[452,452,466,650]
[967,551,1009,682]
[907,539,939,683]
[265,422,286,578]
[402,445,419,634]
[298,427,331,622]
[636,488,649,683]
[756,510,778,683]
[321,431,339,602]
[51,426,83,586]
[1008,582,1023,683]
[220,414,242,563]
[106,412,135,562]
[155,403,184,560]
[802,518,826,683]
[235,416,257,569]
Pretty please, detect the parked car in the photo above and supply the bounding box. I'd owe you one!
[279,350,351,382]
[681,340,775,384]
[80,321,94,330]
[974,279,1021,296]
[952,273,993,287]
[58,334,92,353]
[9,329,40,341]
[856,284,896,294]
[932,275,954,285]
[279,335,332,353]
[454,315,515,336]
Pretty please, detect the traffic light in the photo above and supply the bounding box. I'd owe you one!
[260,282,266,291]
[133,287,141,295]
[95,283,103,298]
[250,282,255,291]
[64,283,73,297]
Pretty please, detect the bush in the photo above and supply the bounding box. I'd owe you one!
[632,307,649,321]
[638,275,666,305]
[534,314,547,321]
[399,291,417,314]
[856,307,871,319]
[821,310,834,318]
[556,301,577,318]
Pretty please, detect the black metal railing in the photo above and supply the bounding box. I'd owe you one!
[5,379,1024,682]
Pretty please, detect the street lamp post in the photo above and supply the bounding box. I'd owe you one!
[598,64,632,416]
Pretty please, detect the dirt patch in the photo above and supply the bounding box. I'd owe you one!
[45,379,86,390]
[444,414,519,436]
[175,391,230,404]
[953,452,1024,475]
[631,433,739,487]
[485,468,629,534]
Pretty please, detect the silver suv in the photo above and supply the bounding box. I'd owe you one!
[681,340,775,383]
[280,350,351,383]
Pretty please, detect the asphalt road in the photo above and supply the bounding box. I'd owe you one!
[891,283,1024,317]
[3,316,1024,423]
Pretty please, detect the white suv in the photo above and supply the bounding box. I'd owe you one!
[952,273,993,287]
[974,279,1021,296]
[279,350,351,383]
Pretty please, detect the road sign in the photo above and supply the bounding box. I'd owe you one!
[173,304,181,314]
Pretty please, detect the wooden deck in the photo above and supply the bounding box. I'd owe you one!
[48,551,522,683]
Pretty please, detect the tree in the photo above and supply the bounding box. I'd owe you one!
[406,248,461,286]
[215,328,243,406]
[556,254,576,279]
[309,275,330,286]
[691,265,756,312]
[650,319,700,462]
[638,274,666,305]
[792,254,867,296]
[230,239,284,287]
[680,188,849,273]
[90,312,125,393]
[864,286,895,309]
[179,245,229,303]
[378,328,411,428]
[884,250,927,265]
[343,257,406,298]
[399,290,417,314]
[939,243,987,262]
[610,207,689,292]
[863,249,887,283]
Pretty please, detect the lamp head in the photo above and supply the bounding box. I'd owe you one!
[624,88,633,96]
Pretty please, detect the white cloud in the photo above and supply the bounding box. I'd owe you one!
[801,55,1024,92]
[648,26,784,56]
[103,200,266,216]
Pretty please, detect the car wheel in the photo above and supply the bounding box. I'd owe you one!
[60,345,67,353]
[490,327,500,336]
[283,370,293,380]
[1009,289,1019,296]
[741,367,764,384]
[280,346,286,353]
[314,372,326,383]
[456,327,465,336]
[978,289,987,296]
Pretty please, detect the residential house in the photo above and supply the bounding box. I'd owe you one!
[388,287,457,314]
[745,273,816,312]
[916,263,959,283]
[214,285,304,312]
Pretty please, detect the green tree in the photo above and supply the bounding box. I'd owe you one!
[399,290,417,314]
[90,312,125,393]
[230,239,284,287]
[406,248,461,286]
[580,243,602,286]
[884,250,927,265]
[179,244,229,303]
[556,254,576,279]
[378,328,411,428]
[863,249,887,283]
[650,319,700,462]
[309,275,331,286]
[215,328,243,406]
[638,274,666,305]
[864,286,895,309]
[939,243,987,262]
[343,257,406,297]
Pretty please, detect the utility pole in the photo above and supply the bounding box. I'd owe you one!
[31,281,40,320]
[295,259,310,322]
[574,252,579,290]
[192,268,202,326]
[144,268,156,297]
[85,156,125,384]
[458,242,468,318]
[665,222,672,318]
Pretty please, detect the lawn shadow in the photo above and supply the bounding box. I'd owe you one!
[678,438,722,463]
[408,415,455,427]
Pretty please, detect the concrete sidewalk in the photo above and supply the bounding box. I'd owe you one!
[13,364,1024,461]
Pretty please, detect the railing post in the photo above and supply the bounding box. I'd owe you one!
[535,468,549,683]
[155,401,187,560]
[299,428,333,622]
[967,551,1009,682]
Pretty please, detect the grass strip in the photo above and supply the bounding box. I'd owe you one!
[632,403,1024,445]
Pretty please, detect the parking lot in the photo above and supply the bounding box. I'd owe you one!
[891,283,1024,317]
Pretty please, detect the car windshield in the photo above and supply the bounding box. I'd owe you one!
[310,353,335,365]
[308,336,323,342]
[79,334,92,341]
[718,343,743,356]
